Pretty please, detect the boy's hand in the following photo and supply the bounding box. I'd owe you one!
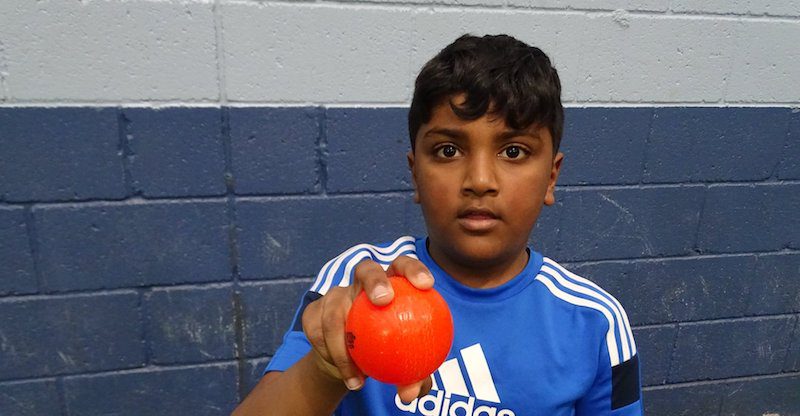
[301,255,436,403]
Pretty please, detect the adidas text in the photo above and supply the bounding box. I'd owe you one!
[395,391,516,416]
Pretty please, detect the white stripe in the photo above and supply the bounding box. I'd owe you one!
[313,236,415,294]
[438,358,470,398]
[543,259,637,356]
[311,236,415,292]
[338,248,418,288]
[460,344,500,403]
[430,374,439,391]
[541,263,632,361]
[535,274,622,366]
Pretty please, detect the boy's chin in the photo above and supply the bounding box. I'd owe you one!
[443,235,525,267]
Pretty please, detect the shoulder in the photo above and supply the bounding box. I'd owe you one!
[308,236,419,295]
[534,257,637,367]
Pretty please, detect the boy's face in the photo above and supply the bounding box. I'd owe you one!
[408,94,563,272]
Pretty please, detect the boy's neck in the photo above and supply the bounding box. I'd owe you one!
[426,240,530,289]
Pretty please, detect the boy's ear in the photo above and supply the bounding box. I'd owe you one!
[407,151,420,204]
[544,152,564,206]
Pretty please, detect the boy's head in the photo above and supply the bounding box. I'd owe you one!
[408,34,564,155]
[406,34,565,281]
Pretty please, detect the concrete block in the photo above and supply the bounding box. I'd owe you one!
[551,186,705,261]
[567,15,737,103]
[644,108,789,183]
[642,384,721,416]
[785,316,799,372]
[327,108,412,192]
[0,108,125,202]
[778,111,800,180]
[124,108,226,197]
[0,292,144,380]
[697,184,800,253]
[669,316,795,382]
[558,108,651,185]
[572,255,778,326]
[671,0,800,18]
[719,375,800,416]
[349,0,505,6]
[144,286,235,365]
[223,3,413,102]
[749,253,800,315]
[0,0,218,101]
[0,379,61,416]
[63,364,238,416]
[35,200,230,292]
[508,0,668,12]
[229,107,320,195]
[0,207,36,295]
[240,281,309,357]
[632,325,676,386]
[236,195,412,279]
[244,357,271,398]
[727,22,800,102]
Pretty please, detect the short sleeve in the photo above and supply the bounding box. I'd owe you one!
[575,326,643,415]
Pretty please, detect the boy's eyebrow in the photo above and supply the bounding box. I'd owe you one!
[423,127,466,140]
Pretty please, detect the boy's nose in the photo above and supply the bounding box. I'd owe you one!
[462,154,499,197]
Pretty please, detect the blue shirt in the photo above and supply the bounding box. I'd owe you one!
[266,236,643,415]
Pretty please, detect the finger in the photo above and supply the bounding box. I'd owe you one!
[386,255,435,290]
[320,293,365,390]
[353,259,394,306]
[395,376,432,404]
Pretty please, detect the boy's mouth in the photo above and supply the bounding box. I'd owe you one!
[457,208,500,232]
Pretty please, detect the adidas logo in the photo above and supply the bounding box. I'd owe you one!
[394,344,516,416]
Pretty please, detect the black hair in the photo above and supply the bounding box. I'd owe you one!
[408,34,564,154]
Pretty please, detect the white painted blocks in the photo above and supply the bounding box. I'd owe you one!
[671,0,800,17]
[507,0,669,12]
[726,21,800,103]
[222,3,414,103]
[0,0,218,101]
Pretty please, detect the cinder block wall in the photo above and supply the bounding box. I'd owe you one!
[1,1,798,415]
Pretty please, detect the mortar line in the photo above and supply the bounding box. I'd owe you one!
[56,377,69,416]
[781,314,800,372]
[213,0,228,105]
[665,322,681,384]
[317,107,329,195]
[22,205,44,293]
[642,370,800,391]
[116,109,137,197]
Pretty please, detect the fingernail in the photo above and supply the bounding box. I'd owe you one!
[345,377,363,390]
[417,272,434,283]
[372,284,390,301]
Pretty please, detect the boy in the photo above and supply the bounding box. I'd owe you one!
[234,34,642,415]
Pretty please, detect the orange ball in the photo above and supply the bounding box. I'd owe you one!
[345,276,454,385]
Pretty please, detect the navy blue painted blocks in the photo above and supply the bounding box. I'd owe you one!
[63,364,238,416]
[0,292,143,380]
[230,107,321,195]
[549,186,705,261]
[124,108,226,197]
[669,316,795,382]
[144,286,236,364]
[240,281,309,357]
[558,108,651,185]
[644,107,789,183]
[0,379,61,416]
[34,200,230,291]
[698,183,800,253]
[0,207,36,295]
[326,108,412,193]
[0,108,126,202]
[236,195,414,279]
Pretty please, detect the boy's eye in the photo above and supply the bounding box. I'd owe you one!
[436,145,460,158]
[500,146,526,159]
